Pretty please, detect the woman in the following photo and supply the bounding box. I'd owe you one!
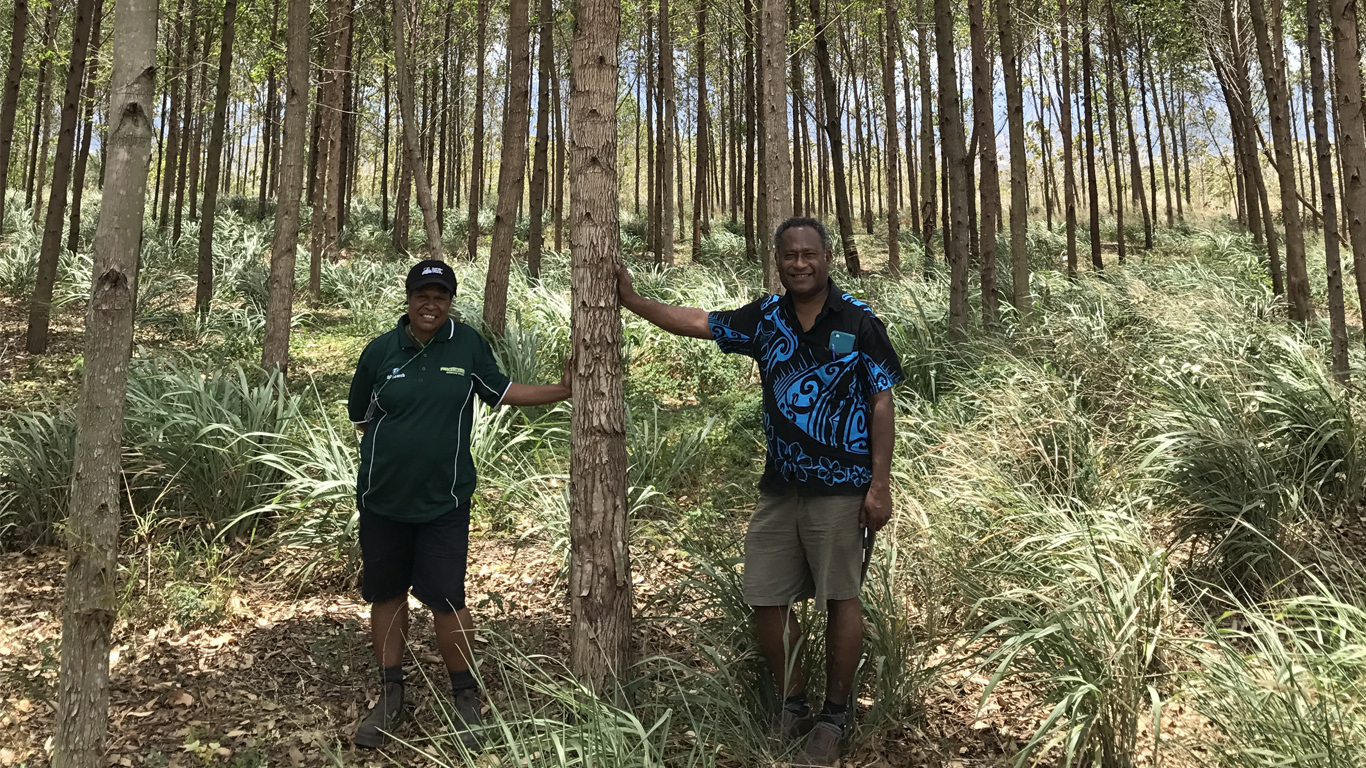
[346,259,570,748]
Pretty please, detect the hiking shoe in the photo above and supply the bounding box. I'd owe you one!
[453,687,484,748]
[354,681,405,749]
[793,720,843,767]
[769,708,815,745]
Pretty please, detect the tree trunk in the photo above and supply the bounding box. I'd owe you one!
[49,0,156,758]
[259,0,280,218]
[553,59,566,252]
[394,150,412,253]
[968,0,999,324]
[916,0,936,263]
[1081,0,1102,269]
[1306,0,1349,379]
[527,0,552,279]
[261,0,309,375]
[26,0,98,355]
[691,0,708,262]
[324,0,353,254]
[811,0,858,275]
[393,0,443,261]
[195,0,237,314]
[998,0,1028,316]
[936,0,970,336]
[0,0,28,233]
[658,0,677,265]
[25,2,56,213]
[1103,4,1126,265]
[1114,23,1151,250]
[881,4,899,275]
[567,0,632,696]
[758,0,789,292]
[1329,0,1366,350]
[482,0,531,334]
[1248,0,1313,322]
[68,0,105,253]
[1141,28,1173,229]
[159,0,186,230]
[467,0,488,260]
[743,0,756,262]
[381,64,390,231]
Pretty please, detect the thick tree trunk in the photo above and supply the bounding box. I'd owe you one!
[1306,0,1349,379]
[1329,0,1366,350]
[758,0,789,291]
[262,0,309,376]
[811,0,858,275]
[567,0,632,695]
[998,0,1028,316]
[467,0,487,260]
[49,0,156,760]
[527,0,552,279]
[482,0,531,334]
[1248,0,1312,321]
[936,0,970,336]
[195,0,237,314]
[27,0,98,354]
[968,0,999,324]
[881,3,899,275]
[0,0,28,233]
[68,0,105,253]
[393,0,442,260]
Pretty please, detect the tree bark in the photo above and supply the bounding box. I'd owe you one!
[393,0,443,260]
[527,0,552,279]
[691,0,708,261]
[743,0,756,262]
[998,0,1028,316]
[1103,3,1125,264]
[482,0,532,334]
[968,0,999,324]
[881,3,899,275]
[262,0,309,376]
[1329,0,1366,350]
[68,0,105,253]
[159,0,185,230]
[936,0,970,336]
[0,0,28,233]
[1306,0,1349,379]
[758,0,790,292]
[1081,0,1102,269]
[195,0,237,314]
[567,0,632,696]
[1114,22,1151,250]
[49,0,156,758]
[916,0,936,263]
[811,0,858,275]
[1248,0,1313,321]
[27,0,98,354]
[467,0,488,260]
[657,0,677,265]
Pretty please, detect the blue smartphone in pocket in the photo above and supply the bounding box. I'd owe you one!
[829,330,855,355]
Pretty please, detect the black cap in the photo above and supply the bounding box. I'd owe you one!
[406,259,457,294]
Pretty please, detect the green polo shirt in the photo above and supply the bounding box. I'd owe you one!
[347,315,512,523]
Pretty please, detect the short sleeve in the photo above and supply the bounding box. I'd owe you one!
[469,332,513,407]
[707,297,766,358]
[347,340,381,424]
[857,313,904,394]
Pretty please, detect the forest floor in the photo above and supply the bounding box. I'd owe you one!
[0,539,1219,768]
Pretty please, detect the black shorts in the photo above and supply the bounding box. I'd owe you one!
[358,501,471,613]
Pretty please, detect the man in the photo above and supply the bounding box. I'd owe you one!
[617,217,903,766]
[347,260,571,748]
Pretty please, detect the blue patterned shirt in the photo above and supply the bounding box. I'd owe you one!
[708,281,904,496]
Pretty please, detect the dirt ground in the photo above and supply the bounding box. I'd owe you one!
[0,537,1221,768]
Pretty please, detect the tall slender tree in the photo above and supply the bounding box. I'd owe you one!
[998,0,1027,316]
[1306,0,1349,378]
[393,0,442,260]
[527,0,553,279]
[195,0,238,314]
[262,0,310,376]
[483,0,532,334]
[50,0,156,759]
[0,0,28,232]
[881,2,900,275]
[936,0,970,335]
[27,0,99,354]
[968,0,999,324]
[758,0,790,291]
[811,0,858,275]
[467,0,488,260]
[1329,0,1366,343]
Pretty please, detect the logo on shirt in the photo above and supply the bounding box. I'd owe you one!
[440,366,466,375]
[387,367,406,380]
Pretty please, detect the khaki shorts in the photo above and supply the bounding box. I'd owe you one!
[743,492,864,609]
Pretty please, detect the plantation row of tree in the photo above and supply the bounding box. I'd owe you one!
[8,0,1366,362]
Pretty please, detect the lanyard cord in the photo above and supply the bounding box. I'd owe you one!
[370,327,432,406]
